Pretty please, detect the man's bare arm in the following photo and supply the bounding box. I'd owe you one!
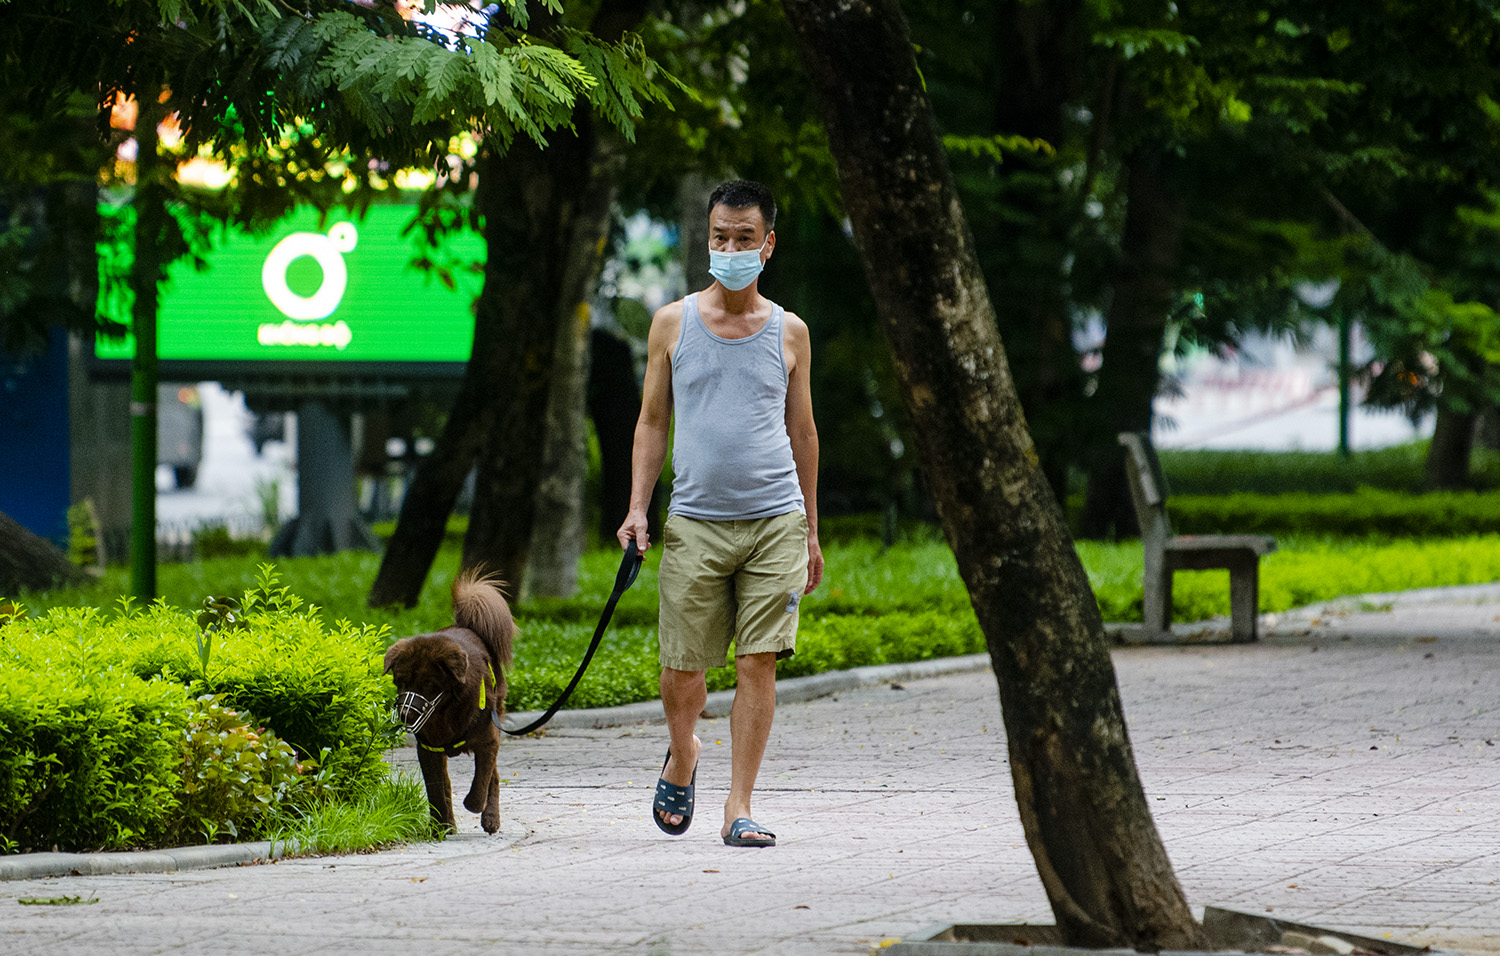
[617,302,681,552]
[784,311,823,593]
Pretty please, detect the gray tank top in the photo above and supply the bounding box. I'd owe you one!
[668,293,805,521]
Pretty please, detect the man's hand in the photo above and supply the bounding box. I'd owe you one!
[804,534,824,594]
[617,509,651,553]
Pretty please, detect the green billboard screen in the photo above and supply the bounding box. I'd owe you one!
[95,204,482,374]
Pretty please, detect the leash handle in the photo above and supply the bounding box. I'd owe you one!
[503,541,644,736]
[615,539,642,592]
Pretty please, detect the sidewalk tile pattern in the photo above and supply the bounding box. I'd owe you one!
[2,596,1497,956]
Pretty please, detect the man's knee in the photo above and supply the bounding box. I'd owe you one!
[661,667,708,697]
[734,651,777,686]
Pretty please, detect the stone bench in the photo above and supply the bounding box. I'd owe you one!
[1118,431,1277,642]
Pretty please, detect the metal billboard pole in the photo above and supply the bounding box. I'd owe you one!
[129,94,164,602]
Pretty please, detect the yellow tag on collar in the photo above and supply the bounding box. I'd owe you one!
[479,663,495,711]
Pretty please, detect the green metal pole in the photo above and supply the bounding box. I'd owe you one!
[130,95,164,602]
[1337,311,1352,458]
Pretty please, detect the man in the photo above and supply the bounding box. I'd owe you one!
[617,179,823,848]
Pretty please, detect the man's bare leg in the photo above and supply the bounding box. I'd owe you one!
[723,651,777,841]
[658,666,706,829]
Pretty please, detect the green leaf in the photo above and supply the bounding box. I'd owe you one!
[1093,28,1197,59]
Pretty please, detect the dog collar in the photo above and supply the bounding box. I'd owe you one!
[413,664,499,756]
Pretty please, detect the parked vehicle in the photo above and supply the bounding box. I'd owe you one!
[248,411,286,455]
[159,382,204,489]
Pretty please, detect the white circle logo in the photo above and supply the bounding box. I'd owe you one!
[261,222,358,320]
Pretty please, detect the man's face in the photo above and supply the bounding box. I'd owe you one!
[709,204,772,258]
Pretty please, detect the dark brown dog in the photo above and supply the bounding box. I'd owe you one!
[383,568,516,833]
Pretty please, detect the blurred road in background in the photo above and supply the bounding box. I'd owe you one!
[154,383,297,532]
[1154,328,1433,451]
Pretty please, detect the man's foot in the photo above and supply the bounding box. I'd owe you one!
[722,817,775,847]
[653,735,700,834]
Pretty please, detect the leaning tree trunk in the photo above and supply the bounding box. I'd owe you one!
[367,0,647,607]
[781,0,1204,948]
[1079,148,1185,539]
[0,509,88,596]
[369,128,610,606]
[460,116,618,592]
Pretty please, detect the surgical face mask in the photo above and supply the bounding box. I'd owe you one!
[708,241,768,291]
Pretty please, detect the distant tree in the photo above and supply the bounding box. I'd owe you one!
[366,0,669,606]
[889,1,1500,533]
[1102,1,1500,517]
[0,0,668,599]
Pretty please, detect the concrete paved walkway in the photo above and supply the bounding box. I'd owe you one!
[2,586,1497,956]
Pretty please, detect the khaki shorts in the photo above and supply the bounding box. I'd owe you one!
[657,511,810,671]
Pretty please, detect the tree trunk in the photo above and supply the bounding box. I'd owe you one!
[678,172,714,295]
[0,509,88,595]
[366,0,647,608]
[523,161,619,598]
[460,120,616,592]
[780,0,1204,948]
[1078,150,1185,539]
[1425,402,1476,490]
[367,129,612,607]
[523,304,591,600]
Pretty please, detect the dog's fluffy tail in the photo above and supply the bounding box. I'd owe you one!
[453,567,515,670]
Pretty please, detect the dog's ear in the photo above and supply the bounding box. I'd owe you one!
[383,638,409,675]
[437,643,468,687]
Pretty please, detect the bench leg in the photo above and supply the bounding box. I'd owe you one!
[1143,560,1172,635]
[1228,557,1260,643]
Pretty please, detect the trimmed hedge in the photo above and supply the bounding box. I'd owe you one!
[0,668,185,852]
[1157,441,1500,495]
[1169,488,1500,537]
[0,570,400,852]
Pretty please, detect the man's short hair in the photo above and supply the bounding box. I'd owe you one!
[708,180,777,232]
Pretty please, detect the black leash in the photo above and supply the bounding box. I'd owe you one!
[503,541,644,736]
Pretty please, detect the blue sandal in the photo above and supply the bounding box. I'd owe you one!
[652,748,697,836]
[723,817,775,847]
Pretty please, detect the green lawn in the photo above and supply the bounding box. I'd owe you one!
[13,531,1500,711]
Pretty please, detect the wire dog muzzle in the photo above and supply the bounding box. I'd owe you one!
[395,691,445,734]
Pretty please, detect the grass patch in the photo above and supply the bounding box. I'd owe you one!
[13,531,1500,715]
[271,775,444,857]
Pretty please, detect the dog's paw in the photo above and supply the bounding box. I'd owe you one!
[481,809,500,834]
[463,792,485,813]
[429,805,458,835]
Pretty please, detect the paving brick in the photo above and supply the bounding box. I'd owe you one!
[3,587,1500,954]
